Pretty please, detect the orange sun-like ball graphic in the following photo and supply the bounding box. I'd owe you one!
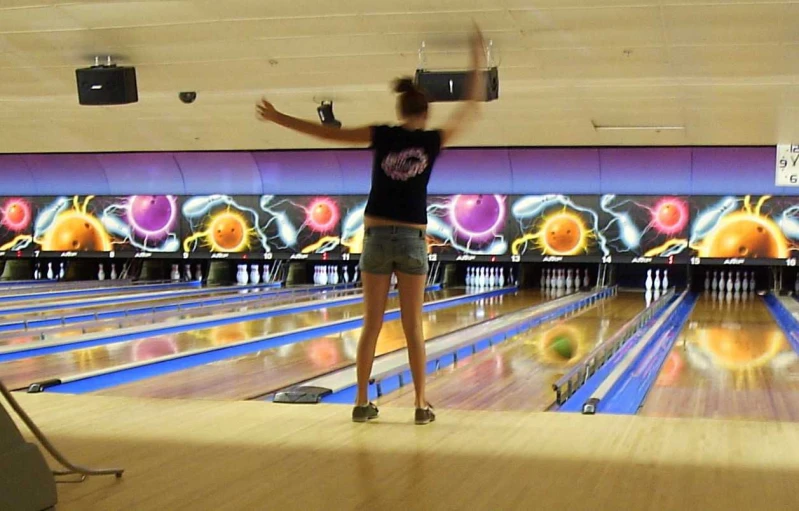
[208,211,248,252]
[40,210,112,251]
[541,212,585,255]
[696,327,784,370]
[699,212,788,259]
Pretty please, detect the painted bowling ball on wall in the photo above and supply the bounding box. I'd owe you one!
[41,211,112,251]
[127,195,177,240]
[1,198,32,231]
[653,197,689,235]
[209,212,247,252]
[450,194,505,242]
[306,198,339,233]
[699,212,788,259]
[542,213,583,255]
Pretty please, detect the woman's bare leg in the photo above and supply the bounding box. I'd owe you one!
[395,271,427,408]
[355,271,392,406]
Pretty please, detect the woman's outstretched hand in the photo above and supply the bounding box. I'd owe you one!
[256,98,280,122]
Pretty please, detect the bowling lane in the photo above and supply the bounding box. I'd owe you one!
[378,292,647,411]
[0,286,363,341]
[0,289,459,390]
[641,294,799,422]
[0,284,198,309]
[96,290,544,400]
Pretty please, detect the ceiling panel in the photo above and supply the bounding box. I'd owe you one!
[0,0,797,153]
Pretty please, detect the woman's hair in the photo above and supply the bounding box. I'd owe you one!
[393,77,429,118]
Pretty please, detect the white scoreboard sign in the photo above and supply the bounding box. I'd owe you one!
[776,144,799,186]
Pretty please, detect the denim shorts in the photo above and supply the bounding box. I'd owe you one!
[359,226,428,276]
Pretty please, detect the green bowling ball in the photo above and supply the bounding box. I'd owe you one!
[550,336,573,360]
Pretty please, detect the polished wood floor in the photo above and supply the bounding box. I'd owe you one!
[642,293,799,421]
[96,292,540,400]
[0,291,455,390]
[379,292,646,411]
[10,392,799,511]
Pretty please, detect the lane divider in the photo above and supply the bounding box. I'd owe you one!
[274,287,614,405]
[0,282,349,333]
[763,294,799,354]
[0,280,200,304]
[579,292,695,415]
[30,287,514,395]
[0,284,438,362]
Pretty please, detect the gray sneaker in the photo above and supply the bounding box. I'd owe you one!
[415,403,435,425]
[352,403,379,423]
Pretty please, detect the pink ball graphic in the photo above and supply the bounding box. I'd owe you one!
[127,195,176,240]
[449,194,505,242]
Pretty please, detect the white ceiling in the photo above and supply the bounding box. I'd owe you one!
[0,0,798,153]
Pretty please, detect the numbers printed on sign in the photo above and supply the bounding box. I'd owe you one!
[264,253,274,260]
[787,258,797,267]
[691,257,701,265]
[34,251,40,258]
[511,255,521,263]
[341,253,350,261]
[602,256,612,264]
[428,254,438,262]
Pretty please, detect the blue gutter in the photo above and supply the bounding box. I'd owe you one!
[763,294,799,354]
[322,288,615,405]
[558,293,682,413]
[0,280,201,304]
[0,280,51,288]
[586,295,696,415]
[1,283,438,362]
[0,282,340,333]
[43,286,510,395]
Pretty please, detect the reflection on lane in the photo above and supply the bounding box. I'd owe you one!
[642,293,799,422]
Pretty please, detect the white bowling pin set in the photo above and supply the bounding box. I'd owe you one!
[702,270,755,301]
[33,261,67,281]
[644,269,670,293]
[540,268,590,292]
[237,264,275,285]
[312,265,352,286]
[465,266,507,289]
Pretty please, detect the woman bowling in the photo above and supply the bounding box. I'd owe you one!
[256,25,486,425]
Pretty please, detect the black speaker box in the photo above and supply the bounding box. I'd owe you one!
[75,65,138,105]
[414,67,498,102]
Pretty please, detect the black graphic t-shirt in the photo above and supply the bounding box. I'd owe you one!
[364,125,443,225]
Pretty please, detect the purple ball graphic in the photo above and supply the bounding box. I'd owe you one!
[127,195,176,240]
[449,194,505,242]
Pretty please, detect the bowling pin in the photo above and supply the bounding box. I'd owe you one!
[645,269,653,291]
[583,268,589,288]
[726,272,733,293]
[565,269,573,290]
[734,272,741,293]
[488,268,496,288]
[704,272,710,292]
[97,264,105,281]
[353,266,360,284]
[742,273,749,293]
[110,264,117,280]
[171,264,180,282]
[499,268,505,287]
[47,262,54,280]
[332,266,340,285]
[33,263,40,280]
[662,270,669,291]
[59,262,65,280]
[343,266,350,284]
[318,266,327,286]
[749,272,755,292]
[711,271,718,292]
[250,265,261,284]
[653,269,661,290]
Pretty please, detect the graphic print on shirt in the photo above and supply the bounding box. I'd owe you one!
[381,148,429,181]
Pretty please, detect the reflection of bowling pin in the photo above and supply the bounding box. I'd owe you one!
[110,264,117,280]
[250,265,261,284]
[59,262,65,280]
[47,262,54,280]
[653,269,661,290]
[662,270,669,291]
[97,264,105,281]
[645,290,653,307]
[645,269,653,290]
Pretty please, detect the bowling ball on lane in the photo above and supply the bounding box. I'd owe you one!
[42,212,110,251]
[542,213,582,254]
[129,195,174,235]
[209,212,246,252]
[701,213,786,259]
[550,336,573,360]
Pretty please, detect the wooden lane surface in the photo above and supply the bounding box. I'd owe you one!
[13,392,799,511]
[0,285,348,323]
[378,292,646,411]
[641,293,799,421]
[0,290,456,390]
[0,287,364,348]
[95,291,543,400]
